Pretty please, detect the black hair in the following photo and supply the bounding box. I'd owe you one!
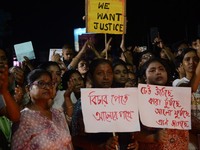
[89,58,113,77]
[112,59,127,70]
[171,40,189,52]
[77,57,89,66]
[189,36,200,46]
[174,55,182,69]
[179,47,197,62]
[26,69,52,85]
[139,57,171,86]
[37,61,61,71]
[62,43,73,50]
[112,59,128,88]
[61,69,83,90]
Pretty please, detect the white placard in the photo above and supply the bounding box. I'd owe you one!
[14,41,35,62]
[138,84,191,130]
[48,49,62,61]
[81,88,140,133]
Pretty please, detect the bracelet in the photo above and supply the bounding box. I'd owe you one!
[67,106,73,109]
[65,114,72,122]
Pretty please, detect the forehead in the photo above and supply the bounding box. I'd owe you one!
[128,72,135,78]
[47,65,60,71]
[147,61,164,68]
[95,63,112,70]
[178,43,188,49]
[114,64,126,70]
[79,60,87,64]
[63,48,73,53]
[36,74,51,81]
[70,72,81,78]
[184,51,197,57]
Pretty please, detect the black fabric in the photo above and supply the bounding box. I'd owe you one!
[0,129,10,150]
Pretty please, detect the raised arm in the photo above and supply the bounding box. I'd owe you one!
[22,56,35,71]
[120,34,134,65]
[100,37,112,59]
[68,40,89,70]
[63,78,75,124]
[87,40,102,59]
[0,64,20,122]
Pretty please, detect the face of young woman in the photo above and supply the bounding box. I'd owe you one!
[145,61,168,86]
[139,52,153,67]
[77,60,89,75]
[92,63,113,88]
[182,51,199,74]
[125,72,137,87]
[70,72,84,94]
[47,65,62,86]
[113,64,128,85]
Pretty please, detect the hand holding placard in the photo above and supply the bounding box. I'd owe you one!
[14,41,36,62]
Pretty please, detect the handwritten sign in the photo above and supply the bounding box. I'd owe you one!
[48,49,62,61]
[14,41,36,62]
[86,0,126,34]
[81,88,140,133]
[138,84,191,130]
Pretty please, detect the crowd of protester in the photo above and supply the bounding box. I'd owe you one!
[0,33,200,150]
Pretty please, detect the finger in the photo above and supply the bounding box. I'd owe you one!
[23,57,31,65]
[23,56,29,61]
[53,49,57,55]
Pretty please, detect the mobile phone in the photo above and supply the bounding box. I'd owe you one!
[138,46,147,52]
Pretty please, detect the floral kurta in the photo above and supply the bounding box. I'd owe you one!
[11,108,73,150]
[138,129,189,150]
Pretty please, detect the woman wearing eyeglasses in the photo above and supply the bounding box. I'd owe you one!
[11,69,73,150]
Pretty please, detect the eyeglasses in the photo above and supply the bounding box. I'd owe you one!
[30,80,55,89]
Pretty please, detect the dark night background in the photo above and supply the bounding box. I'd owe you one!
[0,0,200,63]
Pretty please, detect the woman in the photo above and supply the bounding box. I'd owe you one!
[112,59,138,149]
[88,58,138,150]
[172,48,200,149]
[37,61,64,111]
[0,49,20,149]
[172,48,199,87]
[0,48,20,120]
[135,57,189,150]
[11,69,73,150]
[62,69,86,149]
[77,58,89,79]
[112,59,128,88]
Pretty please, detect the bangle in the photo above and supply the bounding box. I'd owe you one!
[67,106,73,109]
[65,114,72,122]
